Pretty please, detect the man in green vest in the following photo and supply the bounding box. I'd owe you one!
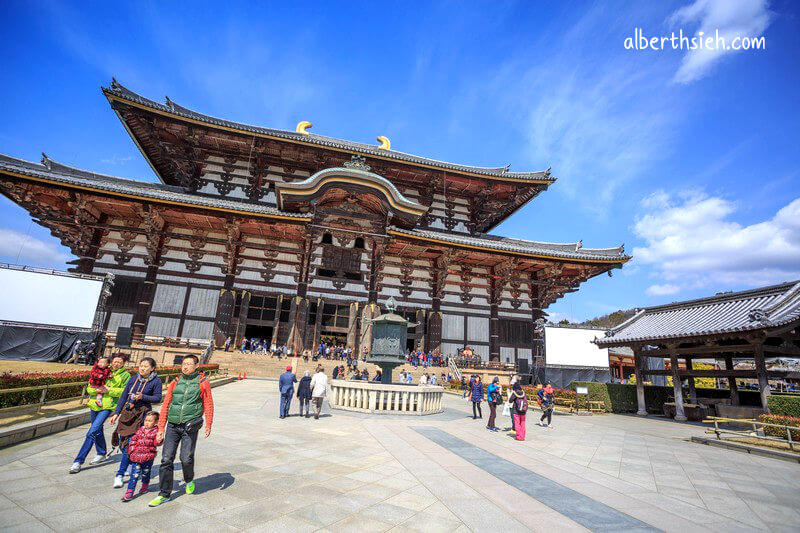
[149,355,214,507]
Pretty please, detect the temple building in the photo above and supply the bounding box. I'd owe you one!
[0,80,629,364]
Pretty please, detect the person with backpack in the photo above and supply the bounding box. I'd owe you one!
[509,382,528,441]
[148,355,214,507]
[486,376,502,431]
[539,382,555,428]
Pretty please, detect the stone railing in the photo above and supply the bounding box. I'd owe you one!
[329,380,444,415]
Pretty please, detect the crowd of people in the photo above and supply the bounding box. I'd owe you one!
[228,336,290,358]
[67,344,548,511]
[462,374,556,441]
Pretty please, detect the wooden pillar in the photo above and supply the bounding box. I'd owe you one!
[754,342,770,414]
[270,294,283,347]
[633,352,647,416]
[724,355,739,405]
[234,291,251,346]
[312,297,323,350]
[346,302,358,349]
[426,308,442,355]
[360,303,378,357]
[415,309,426,351]
[685,358,697,404]
[286,296,308,355]
[670,352,687,421]
[489,302,500,362]
[213,288,236,348]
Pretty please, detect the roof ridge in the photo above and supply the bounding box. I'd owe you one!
[642,281,800,314]
[102,79,554,182]
[388,226,630,262]
[763,280,800,316]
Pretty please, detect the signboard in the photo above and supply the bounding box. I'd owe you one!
[576,386,589,395]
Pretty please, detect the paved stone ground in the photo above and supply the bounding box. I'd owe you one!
[1,379,799,532]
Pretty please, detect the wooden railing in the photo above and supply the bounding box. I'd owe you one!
[704,416,797,452]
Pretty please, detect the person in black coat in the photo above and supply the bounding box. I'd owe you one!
[297,371,313,417]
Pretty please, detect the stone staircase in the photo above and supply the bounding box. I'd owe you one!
[208,349,452,382]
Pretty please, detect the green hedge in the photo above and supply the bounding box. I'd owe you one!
[0,364,219,409]
[570,382,661,413]
[767,394,800,417]
[569,381,766,414]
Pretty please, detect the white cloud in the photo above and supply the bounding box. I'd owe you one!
[669,0,771,84]
[0,229,71,265]
[632,191,800,293]
[464,5,682,217]
[646,284,681,296]
[100,155,134,165]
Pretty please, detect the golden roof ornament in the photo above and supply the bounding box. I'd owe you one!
[376,135,391,150]
[296,121,312,135]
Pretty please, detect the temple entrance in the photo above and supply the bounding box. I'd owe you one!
[244,324,273,342]
[320,331,347,347]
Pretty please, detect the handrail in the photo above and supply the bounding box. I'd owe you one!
[448,357,462,381]
[703,416,797,452]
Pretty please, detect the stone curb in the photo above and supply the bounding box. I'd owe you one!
[0,376,236,449]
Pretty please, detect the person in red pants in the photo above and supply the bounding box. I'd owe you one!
[509,382,528,441]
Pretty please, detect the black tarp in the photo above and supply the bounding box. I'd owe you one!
[544,365,612,389]
[0,324,99,362]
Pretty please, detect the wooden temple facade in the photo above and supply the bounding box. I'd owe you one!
[0,80,629,363]
[596,281,800,418]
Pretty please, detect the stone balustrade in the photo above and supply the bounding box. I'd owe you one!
[329,380,444,415]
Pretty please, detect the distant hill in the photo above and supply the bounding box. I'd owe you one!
[576,309,637,329]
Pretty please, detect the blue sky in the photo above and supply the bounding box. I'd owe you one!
[0,1,798,322]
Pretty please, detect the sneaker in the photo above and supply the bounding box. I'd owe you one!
[148,495,168,507]
[89,455,105,465]
[185,480,195,494]
[69,462,81,474]
[139,483,149,495]
[121,489,134,502]
[113,475,123,488]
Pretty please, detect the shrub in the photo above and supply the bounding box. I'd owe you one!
[767,395,800,417]
[758,414,800,440]
[0,364,219,409]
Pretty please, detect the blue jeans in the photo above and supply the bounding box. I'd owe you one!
[75,409,110,464]
[116,447,131,477]
[280,391,293,417]
[127,460,153,491]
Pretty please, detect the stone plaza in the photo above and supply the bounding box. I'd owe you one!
[1,379,799,532]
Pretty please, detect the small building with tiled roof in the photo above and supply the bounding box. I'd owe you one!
[595,281,800,418]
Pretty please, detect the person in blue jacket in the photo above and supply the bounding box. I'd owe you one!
[109,357,163,489]
[278,365,297,418]
[485,377,501,431]
[470,375,484,419]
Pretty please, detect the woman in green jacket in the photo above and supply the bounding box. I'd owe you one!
[70,354,131,473]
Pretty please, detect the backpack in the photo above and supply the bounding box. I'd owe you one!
[514,394,528,414]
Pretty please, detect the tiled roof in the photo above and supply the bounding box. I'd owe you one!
[388,227,629,263]
[596,281,800,345]
[102,79,555,182]
[0,153,309,220]
[1,152,626,263]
